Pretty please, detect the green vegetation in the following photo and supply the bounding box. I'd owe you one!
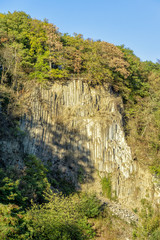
[76,192,101,218]
[0,156,101,239]
[0,11,145,96]
[133,199,160,240]
[1,10,160,240]
[101,176,112,199]
[23,193,96,240]
[0,192,97,240]
[0,155,51,208]
[77,167,85,184]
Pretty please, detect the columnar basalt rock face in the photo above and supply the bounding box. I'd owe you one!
[19,79,159,207]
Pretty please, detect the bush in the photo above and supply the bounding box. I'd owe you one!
[24,192,95,240]
[21,155,51,205]
[150,228,160,240]
[0,155,51,208]
[0,203,27,240]
[0,192,97,240]
[133,199,160,239]
[77,193,101,218]
[0,169,27,206]
[101,176,112,199]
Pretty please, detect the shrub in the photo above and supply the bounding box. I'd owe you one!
[150,228,160,240]
[24,192,95,240]
[0,203,27,240]
[101,175,112,199]
[133,199,160,239]
[0,169,27,206]
[77,192,101,218]
[21,155,51,205]
[0,192,97,240]
[0,155,52,209]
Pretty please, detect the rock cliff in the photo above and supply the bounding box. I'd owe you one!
[1,79,159,208]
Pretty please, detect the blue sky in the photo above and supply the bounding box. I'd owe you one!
[1,0,160,62]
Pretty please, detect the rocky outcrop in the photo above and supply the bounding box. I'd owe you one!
[0,79,159,208]
[16,79,159,208]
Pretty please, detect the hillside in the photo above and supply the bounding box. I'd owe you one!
[0,11,160,240]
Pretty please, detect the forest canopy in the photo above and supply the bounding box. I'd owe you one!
[0,11,150,98]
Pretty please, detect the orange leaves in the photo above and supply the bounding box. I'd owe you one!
[109,57,130,78]
[0,37,8,43]
[73,49,82,73]
[44,23,62,51]
[97,41,130,78]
